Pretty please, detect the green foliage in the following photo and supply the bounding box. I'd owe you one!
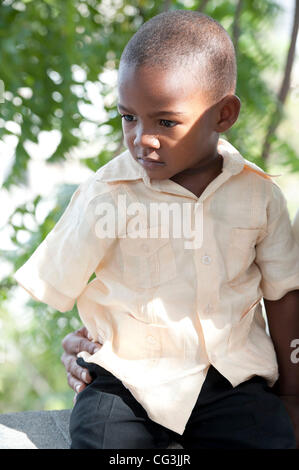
[0,184,80,412]
[1,0,297,185]
[0,300,81,413]
[0,0,298,413]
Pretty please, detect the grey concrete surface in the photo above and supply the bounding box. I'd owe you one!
[0,409,72,449]
[0,409,183,449]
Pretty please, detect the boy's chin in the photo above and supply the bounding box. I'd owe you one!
[137,162,170,180]
[144,168,172,180]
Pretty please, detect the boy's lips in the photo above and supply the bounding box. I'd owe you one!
[137,156,165,169]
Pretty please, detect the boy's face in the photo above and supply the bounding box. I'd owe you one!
[117,64,220,181]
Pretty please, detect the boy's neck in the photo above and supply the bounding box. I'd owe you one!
[176,152,222,176]
[170,153,223,198]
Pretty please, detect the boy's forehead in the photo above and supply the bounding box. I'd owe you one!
[118,63,208,107]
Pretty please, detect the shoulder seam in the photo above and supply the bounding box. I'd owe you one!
[243,164,272,181]
[243,164,281,182]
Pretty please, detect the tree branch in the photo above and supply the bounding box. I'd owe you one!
[261,0,299,163]
[197,0,209,13]
[162,0,172,12]
[232,0,243,55]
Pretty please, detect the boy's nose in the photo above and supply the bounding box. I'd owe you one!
[133,132,160,149]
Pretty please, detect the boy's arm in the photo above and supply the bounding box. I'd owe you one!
[264,290,299,398]
[264,289,299,395]
[264,289,299,447]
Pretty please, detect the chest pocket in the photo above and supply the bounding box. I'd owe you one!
[227,227,266,285]
[119,232,177,289]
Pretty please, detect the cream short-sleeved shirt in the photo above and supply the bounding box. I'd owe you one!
[14,139,299,434]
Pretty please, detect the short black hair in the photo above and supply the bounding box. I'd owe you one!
[119,10,237,104]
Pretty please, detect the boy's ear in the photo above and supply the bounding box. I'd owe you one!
[214,95,241,133]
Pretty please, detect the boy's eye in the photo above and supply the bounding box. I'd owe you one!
[121,114,136,122]
[120,114,176,128]
[159,119,177,128]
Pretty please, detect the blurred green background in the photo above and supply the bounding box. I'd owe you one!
[0,0,298,413]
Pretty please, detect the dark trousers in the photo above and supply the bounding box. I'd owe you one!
[69,358,296,449]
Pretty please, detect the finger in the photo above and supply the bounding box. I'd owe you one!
[78,326,90,338]
[62,331,102,356]
[86,330,93,341]
[76,337,102,356]
[67,372,86,394]
[62,353,93,384]
[61,331,78,354]
[61,326,91,353]
[78,326,102,348]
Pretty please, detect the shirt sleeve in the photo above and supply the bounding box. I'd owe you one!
[14,176,114,312]
[255,181,299,301]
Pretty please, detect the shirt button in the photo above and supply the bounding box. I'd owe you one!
[147,335,157,345]
[202,255,212,265]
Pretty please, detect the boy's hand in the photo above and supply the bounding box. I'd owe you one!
[61,327,102,402]
[279,395,299,449]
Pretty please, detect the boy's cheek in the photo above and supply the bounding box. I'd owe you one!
[123,134,133,150]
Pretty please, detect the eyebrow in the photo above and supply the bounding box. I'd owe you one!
[117,104,186,117]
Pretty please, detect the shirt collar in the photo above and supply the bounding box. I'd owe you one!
[96,139,246,186]
[217,138,246,175]
[96,149,149,184]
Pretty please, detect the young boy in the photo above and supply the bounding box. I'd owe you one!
[14,10,299,449]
